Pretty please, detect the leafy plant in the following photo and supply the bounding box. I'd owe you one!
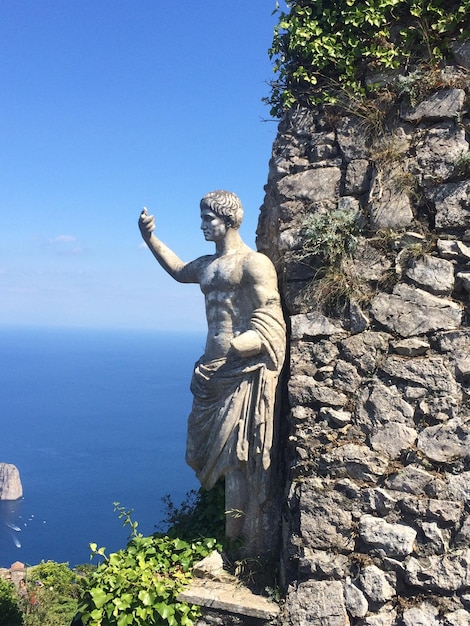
[76,503,218,626]
[297,208,369,311]
[301,208,362,264]
[159,483,226,544]
[0,578,23,626]
[455,150,470,176]
[266,0,470,115]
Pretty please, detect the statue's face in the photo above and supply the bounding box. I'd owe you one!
[200,208,227,242]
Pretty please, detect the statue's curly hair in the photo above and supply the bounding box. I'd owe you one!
[200,190,244,229]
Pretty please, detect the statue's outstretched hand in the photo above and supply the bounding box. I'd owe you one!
[139,207,155,242]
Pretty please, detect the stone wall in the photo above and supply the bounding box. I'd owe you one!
[257,68,470,625]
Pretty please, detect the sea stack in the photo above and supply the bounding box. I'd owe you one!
[0,463,23,500]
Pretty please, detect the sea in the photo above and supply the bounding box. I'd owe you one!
[0,327,204,569]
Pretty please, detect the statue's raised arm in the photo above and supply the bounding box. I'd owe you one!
[138,191,285,558]
[138,208,200,283]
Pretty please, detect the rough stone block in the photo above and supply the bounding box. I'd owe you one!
[391,337,430,356]
[288,374,349,407]
[414,124,468,186]
[291,312,345,340]
[321,444,389,482]
[359,514,417,557]
[426,181,470,230]
[284,580,350,625]
[452,40,470,68]
[406,549,470,592]
[380,354,460,396]
[371,283,462,337]
[300,481,354,551]
[344,159,371,194]
[404,254,455,296]
[361,607,397,626]
[336,116,369,161]
[276,167,341,202]
[356,381,414,434]
[368,166,414,230]
[401,602,440,626]
[437,239,470,261]
[298,548,349,578]
[444,608,470,626]
[447,472,470,505]
[384,465,445,497]
[400,88,465,122]
[369,422,417,459]
[399,496,464,525]
[417,416,470,464]
[359,564,396,604]
[343,579,368,618]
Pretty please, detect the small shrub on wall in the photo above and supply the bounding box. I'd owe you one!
[267,0,470,114]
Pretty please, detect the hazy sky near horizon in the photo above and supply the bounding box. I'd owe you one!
[0,1,285,332]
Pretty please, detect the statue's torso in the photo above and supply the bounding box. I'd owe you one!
[197,247,264,361]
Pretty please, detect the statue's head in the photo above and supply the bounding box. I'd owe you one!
[200,191,244,230]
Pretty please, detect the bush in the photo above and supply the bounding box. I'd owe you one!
[0,577,23,626]
[301,208,362,264]
[160,482,226,544]
[266,0,470,114]
[18,561,79,626]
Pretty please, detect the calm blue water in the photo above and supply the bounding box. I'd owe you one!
[0,327,203,568]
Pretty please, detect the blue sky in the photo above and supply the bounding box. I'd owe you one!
[0,0,284,332]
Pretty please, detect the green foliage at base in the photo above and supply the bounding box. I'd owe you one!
[267,0,470,114]
[160,481,226,544]
[77,501,221,626]
[0,578,23,626]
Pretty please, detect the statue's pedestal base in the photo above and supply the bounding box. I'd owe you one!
[178,553,279,625]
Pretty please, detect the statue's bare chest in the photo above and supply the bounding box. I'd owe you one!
[199,255,245,295]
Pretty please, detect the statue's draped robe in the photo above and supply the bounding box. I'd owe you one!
[186,306,286,494]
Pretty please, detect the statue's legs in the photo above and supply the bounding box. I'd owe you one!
[224,468,248,540]
[224,466,275,558]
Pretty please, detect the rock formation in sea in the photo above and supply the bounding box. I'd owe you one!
[0,463,23,500]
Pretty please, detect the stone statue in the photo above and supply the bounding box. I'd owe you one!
[139,191,285,556]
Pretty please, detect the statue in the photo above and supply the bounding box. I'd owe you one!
[139,191,285,556]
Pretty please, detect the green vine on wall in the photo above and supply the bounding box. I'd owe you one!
[266,0,470,115]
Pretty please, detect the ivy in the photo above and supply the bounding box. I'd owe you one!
[76,503,220,626]
[267,0,470,114]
